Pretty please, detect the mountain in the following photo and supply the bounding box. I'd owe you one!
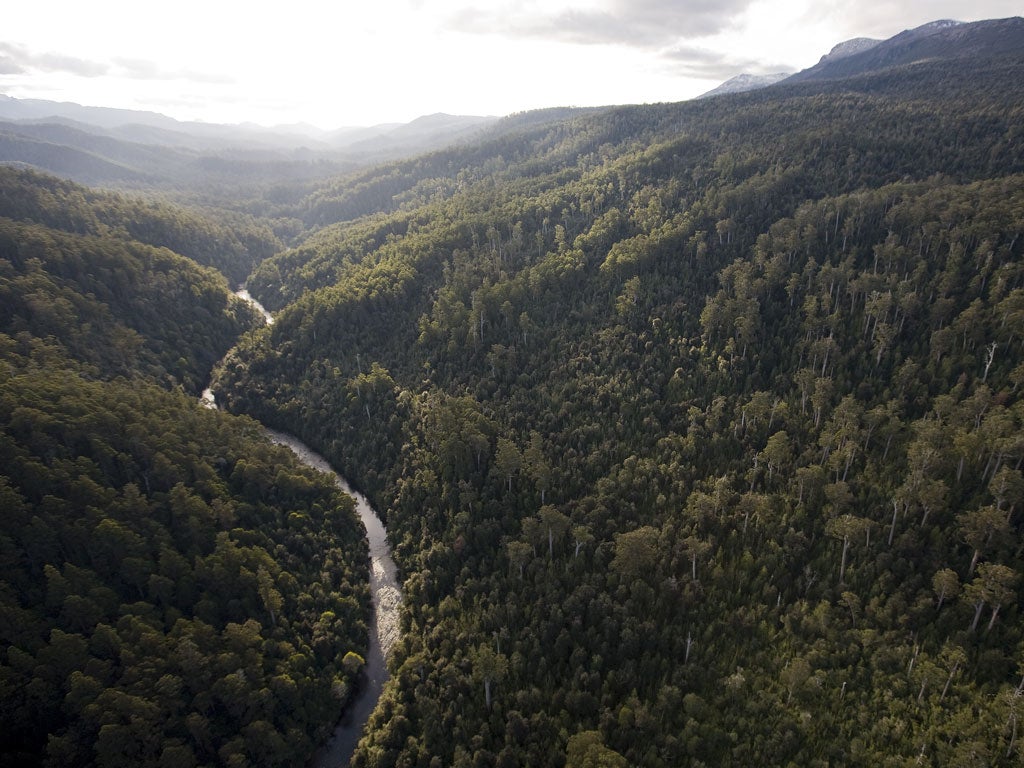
[698,72,792,99]
[0,95,500,187]
[344,112,496,151]
[815,36,882,64]
[0,115,356,188]
[786,16,1023,83]
[5,14,1024,768]
[211,32,1024,767]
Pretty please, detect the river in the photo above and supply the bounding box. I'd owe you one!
[266,430,402,768]
[204,288,401,768]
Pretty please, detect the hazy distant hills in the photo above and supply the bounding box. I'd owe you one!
[4,15,1021,189]
[0,95,497,153]
[0,95,499,188]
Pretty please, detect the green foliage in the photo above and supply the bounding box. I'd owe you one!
[215,49,1024,766]
[0,166,282,284]
[0,167,371,766]
[3,41,1021,768]
[566,731,628,768]
[0,369,370,767]
[0,170,273,392]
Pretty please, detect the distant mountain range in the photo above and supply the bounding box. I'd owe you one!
[701,16,1023,96]
[0,96,497,153]
[3,16,1022,188]
[0,96,500,187]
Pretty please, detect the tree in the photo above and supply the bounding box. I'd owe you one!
[825,514,869,584]
[256,566,283,626]
[990,467,1024,523]
[565,731,628,768]
[963,563,1017,632]
[681,535,711,581]
[760,430,792,484]
[523,432,552,503]
[611,526,659,582]
[958,506,1010,576]
[939,646,967,701]
[916,478,949,528]
[538,505,570,560]
[932,568,960,611]
[571,525,594,559]
[494,438,522,493]
[471,644,508,709]
[506,540,533,578]
[782,657,812,703]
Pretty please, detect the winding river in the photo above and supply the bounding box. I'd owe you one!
[204,289,401,768]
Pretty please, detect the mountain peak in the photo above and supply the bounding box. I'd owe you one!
[818,37,881,64]
[786,16,1024,84]
[697,72,792,99]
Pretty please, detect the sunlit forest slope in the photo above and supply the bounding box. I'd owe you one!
[215,41,1024,766]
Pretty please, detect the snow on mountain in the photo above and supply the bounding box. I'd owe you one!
[697,72,792,99]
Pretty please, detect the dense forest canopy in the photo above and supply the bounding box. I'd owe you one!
[211,42,1024,767]
[3,16,1024,768]
[0,167,282,285]
[0,170,372,766]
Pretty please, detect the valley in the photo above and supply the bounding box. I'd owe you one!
[2,15,1024,768]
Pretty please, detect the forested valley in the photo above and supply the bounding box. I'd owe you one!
[216,42,1024,767]
[0,169,372,766]
[3,16,1024,768]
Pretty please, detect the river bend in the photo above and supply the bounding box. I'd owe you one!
[205,289,401,767]
[266,430,402,768]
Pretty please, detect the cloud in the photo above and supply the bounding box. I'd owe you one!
[450,0,756,48]
[0,43,233,87]
[0,42,108,77]
[0,56,25,75]
[112,58,234,84]
[662,43,791,80]
[802,0,1024,40]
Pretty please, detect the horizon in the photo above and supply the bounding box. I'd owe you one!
[2,1,1021,130]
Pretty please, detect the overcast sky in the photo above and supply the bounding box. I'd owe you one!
[2,1,1020,129]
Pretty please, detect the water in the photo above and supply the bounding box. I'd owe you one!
[264,431,402,768]
[203,286,401,767]
[201,287,273,408]
[236,287,275,325]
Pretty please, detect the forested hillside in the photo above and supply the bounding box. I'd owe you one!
[0,167,282,285]
[0,173,373,766]
[214,45,1024,766]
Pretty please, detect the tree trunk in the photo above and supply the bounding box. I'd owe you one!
[970,601,985,632]
[888,499,899,546]
[839,536,850,584]
[1008,712,1017,758]
[987,604,1001,632]
[969,547,981,577]
[940,660,959,701]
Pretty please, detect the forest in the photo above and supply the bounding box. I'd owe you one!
[3,17,1024,768]
[214,43,1024,768]
[0,172,372,766]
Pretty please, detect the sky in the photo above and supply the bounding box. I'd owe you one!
[1,0,1020,129]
